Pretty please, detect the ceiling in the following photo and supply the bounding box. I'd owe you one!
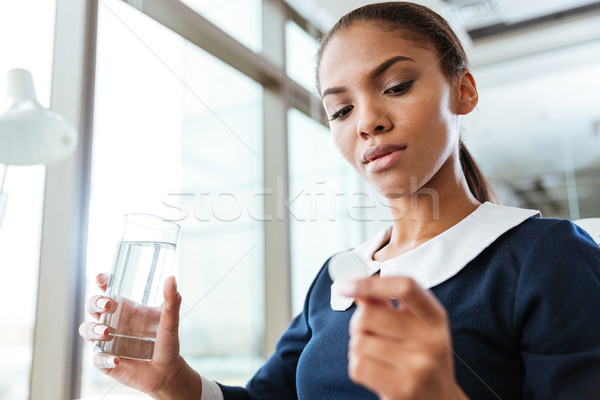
[287,0,600,219]
[445,0,600,31]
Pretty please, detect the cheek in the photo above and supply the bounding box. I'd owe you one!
[433,85,457,131]
[405,87,455,144]
[331,129,355,161]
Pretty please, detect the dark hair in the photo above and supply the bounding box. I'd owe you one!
[317,2,495,203]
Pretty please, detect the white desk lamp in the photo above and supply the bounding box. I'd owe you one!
[0,68,78,228]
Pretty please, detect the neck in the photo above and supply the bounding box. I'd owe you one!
[378,157,480,258]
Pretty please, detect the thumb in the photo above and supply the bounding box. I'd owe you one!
[154,276,182,363]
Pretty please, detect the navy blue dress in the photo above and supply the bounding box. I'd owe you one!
[218,218,600,399]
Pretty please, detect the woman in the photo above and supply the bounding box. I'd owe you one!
[80,2,600,399]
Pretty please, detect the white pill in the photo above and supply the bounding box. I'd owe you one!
[328,251,372,282]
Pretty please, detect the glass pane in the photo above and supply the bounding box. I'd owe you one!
[464,40,600,219]
[0,0,55,398]
[287,108,363,314]
[0,1,55,111]
[286,21,320,96]
[182,0,262,53]
[82,1,264,397]
[0,166,45,399]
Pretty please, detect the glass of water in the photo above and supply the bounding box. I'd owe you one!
[95,213,180,361]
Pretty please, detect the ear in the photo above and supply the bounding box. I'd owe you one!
[454,71,478,115]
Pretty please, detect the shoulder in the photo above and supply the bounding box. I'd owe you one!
[507,216,600,266]
[492,216,599,259]
[501,216,600,295]
[509,218,600,351]
[299,254,336,314]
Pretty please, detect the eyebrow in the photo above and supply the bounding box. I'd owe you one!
[321,55,415,98]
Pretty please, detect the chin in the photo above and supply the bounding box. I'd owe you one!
[381,188,409,200]
[369,182,410,199]
[372,173,437,201]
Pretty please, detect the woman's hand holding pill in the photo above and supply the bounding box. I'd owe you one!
[337,276,469,400]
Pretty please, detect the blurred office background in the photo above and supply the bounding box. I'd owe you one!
[0,0,598,398]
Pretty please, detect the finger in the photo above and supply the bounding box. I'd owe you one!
[153,276,182,363]
[85,295,112,319]
[93,353,120,370]
[350,298,440,342]
[338,276,446,319]
[348,331,444,374]
[348,352,408,399]
[348,334,455,400]
[349,331,413,369]
[350,300,404,339]
[160,276,181,333]
[95,273,110,293]
[79,321,110,342]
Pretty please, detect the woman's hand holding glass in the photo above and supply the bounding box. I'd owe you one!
[78,273,203,399]
[338,276,469,400]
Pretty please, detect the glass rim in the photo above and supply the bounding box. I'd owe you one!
[121,212,181,231]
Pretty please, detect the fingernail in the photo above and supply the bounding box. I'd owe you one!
[97,298,109,309]
[335,280,357,296]
[93,325,108,336]
[107,356,118,368]
[173,277,177,292]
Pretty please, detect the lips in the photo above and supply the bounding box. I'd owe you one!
[362,143,407,164]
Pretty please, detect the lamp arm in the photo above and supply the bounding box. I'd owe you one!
[0,164,7,193]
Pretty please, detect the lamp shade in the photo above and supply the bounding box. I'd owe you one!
[0,69,78,165]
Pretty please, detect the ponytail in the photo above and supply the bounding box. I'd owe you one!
[459,140,496,203]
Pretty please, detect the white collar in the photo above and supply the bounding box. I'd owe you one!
[330,202,541,311]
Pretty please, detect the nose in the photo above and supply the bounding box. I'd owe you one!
[356,99,393,139]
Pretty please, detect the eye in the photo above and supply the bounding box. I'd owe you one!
[329,105,354,121]
[384,80,415,95]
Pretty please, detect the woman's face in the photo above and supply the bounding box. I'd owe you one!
[318,22,464,198]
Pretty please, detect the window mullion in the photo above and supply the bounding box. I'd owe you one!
[29,0,97,399]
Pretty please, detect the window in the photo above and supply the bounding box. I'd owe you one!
[0,166,45,399]
[0,1,56,398]
[285,20,365,314]
[81,1,263,397]
[285,20,320,96]
[287,108,363,314]
[182,0,262,53]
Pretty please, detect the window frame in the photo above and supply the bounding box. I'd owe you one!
[30,0,98,399]
[33,0,339,398]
